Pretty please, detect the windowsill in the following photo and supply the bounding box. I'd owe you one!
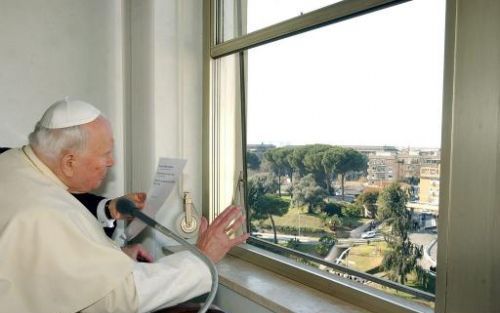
[217,254,372,313]
[217,244,432,313]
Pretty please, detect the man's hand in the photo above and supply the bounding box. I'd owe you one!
[121,244,154,262]
[196,205,250,263]
[108,192,146,220]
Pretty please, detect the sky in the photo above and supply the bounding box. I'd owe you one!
[245,0,446,148]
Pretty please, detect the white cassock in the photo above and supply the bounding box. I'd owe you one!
[0,147,211,313]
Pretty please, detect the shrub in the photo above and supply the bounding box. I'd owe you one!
[315,234,336,256]
[341,203,364,217]
[323,202,343,216]
[286,238,301,249]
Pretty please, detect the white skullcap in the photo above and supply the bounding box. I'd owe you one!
[39,97,101,129]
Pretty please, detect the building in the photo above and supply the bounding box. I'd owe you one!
[366,152,399,185]
[365,147,441,186]
[419,165,441,205]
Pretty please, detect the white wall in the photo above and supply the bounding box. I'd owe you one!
[0,0,126,197]
[128,0,204,250]
[0,0,204,249]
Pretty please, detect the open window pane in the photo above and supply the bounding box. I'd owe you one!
[244,0,445,308]
[219,0,343,42]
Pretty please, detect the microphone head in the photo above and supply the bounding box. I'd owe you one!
[115,197,137,217]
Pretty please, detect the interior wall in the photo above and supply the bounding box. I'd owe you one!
[128,0,203,251]
[0,0,126,197]
[0,0,204,234]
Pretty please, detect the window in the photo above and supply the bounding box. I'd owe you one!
[206,0,447,312]
[219,0,344,42]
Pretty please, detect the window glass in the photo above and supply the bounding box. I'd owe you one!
[220,0,343,42]
[244,0,445,307]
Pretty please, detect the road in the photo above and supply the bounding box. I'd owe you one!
[255,226,438,272]
[253,232,319,243]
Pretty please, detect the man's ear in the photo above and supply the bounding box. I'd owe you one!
[60,152,76,177]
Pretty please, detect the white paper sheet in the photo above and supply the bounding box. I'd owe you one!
[125,158,186,240]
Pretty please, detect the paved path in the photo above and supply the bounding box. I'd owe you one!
[324,220,375,263]
[349,219,375,238]
[409,232,438,270]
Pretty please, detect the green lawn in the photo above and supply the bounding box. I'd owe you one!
[342,242,389,272]
[253,202,371,234]
[255,206,327,232]
[274,206,326,229]
[344,243,435,309]
[337,216,371,230]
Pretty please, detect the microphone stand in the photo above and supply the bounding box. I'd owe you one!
[118,199,218,313]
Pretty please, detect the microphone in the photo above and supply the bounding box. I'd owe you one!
[116,198,218,313]
[115,197,137,216]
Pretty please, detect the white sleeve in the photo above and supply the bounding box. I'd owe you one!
[80,273,139,313]
[132,250,212,313]
[96,198,116,228]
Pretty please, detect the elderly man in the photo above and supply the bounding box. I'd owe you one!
[0,99,248,313]
[2,146,141,239]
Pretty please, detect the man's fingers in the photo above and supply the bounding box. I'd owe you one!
[130,192,146,209]
[137,192,146,201]
[213,206,242,228]
[225,214,245,233]
[199,217,208,235]
[229,233,250,246]
[137,248,154,263]
[136,192,146,206]
[216,205,240,221]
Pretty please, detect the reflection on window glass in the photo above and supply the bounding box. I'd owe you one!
[245,0,445,307]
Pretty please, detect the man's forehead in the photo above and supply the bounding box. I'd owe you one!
[81,117,114,152]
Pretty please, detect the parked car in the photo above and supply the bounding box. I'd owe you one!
[361,230,376,239]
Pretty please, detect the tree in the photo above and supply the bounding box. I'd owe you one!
[377,183,422,284]
[288,146,308,177]
[277,147,296,191]
[302,144,331,191]
[320,212,342,231]
[356,190,379,218]
[377,183,411,237]
[316,234,336,256]
[248,174,289,244]
[322,147,368,199]
[321,147,340,196]
[292,174,327,214]
[381,237,423,284]
[264,147,295,196]
[247,174,277,209]
[323,202,343,216]
[246,151,261,170]
[252,194,290,244]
